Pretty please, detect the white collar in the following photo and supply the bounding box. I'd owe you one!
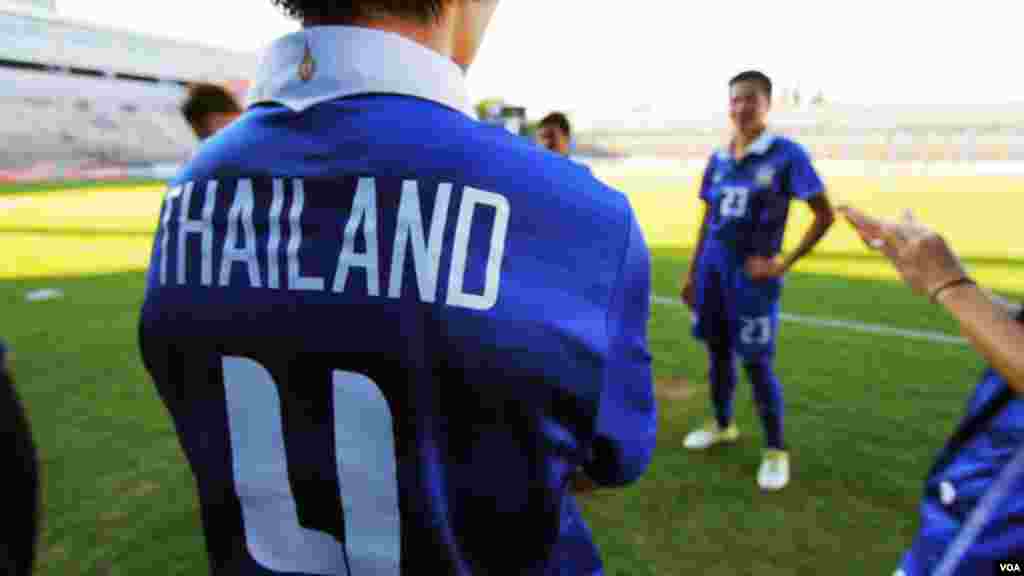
[716,131,776,161]
[246,26,473,117]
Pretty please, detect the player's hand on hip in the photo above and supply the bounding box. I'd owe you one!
[744,255,786,280]
[838,206,966,297]
[681,280,696,309]
[570,468,600,494]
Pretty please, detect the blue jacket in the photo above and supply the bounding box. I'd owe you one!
[898,311,1024,575]
[138,25,655,576]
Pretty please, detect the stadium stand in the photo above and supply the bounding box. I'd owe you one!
[0,3,255,181]
[0,66,197,171]
[576,102,1024,164]
[3,2,1022,179]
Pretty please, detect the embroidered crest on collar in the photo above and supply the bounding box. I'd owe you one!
[756,165,775,187]
[298,41,316,82]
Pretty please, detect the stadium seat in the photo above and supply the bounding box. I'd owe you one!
[0,66,196,172]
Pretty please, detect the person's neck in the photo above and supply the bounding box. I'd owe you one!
[303,15,454,61]
[732,125,766,159]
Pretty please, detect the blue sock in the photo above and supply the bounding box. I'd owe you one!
[709,344,736,428]
[745,360,784,450]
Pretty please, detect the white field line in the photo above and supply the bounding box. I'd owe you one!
[650,295,969,346]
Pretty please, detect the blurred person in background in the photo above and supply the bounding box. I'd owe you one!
[181,83,242,141]
[841,206,1024,576]
[537,112,572,156]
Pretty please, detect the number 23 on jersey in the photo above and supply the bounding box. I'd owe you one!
[720,186,750,219]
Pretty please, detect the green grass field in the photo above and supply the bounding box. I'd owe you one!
[1,174,1019,575]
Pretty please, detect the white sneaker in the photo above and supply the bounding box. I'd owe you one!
[683,420,740,450]
[757,449,789,491]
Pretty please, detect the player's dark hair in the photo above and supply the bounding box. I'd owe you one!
[729,70,772,100]
[0,343,39,576]
[539,112,571,138]
[181,83,242,133]
[271,0,454,23]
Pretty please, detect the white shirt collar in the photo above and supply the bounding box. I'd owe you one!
[246,26,473,117]
[716,131,776,161]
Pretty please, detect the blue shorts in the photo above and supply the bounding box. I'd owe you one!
[691,255,782,361]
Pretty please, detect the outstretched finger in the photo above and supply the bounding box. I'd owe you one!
[839,206,889,249]
[899,208,936,241]
[902,209,916,225]
[850,207,912,251]
[875,218,910,252]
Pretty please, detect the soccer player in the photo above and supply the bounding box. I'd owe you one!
[138,1,656,575]
[840,206,1024,576]
[0,340,40,576]
[680,70,835,491]
[537,112,572,156]
[181,83,242,141]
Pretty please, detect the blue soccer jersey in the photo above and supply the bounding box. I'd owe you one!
[699,133,824,264]
[138,26,655,576]
[692,133,824,359]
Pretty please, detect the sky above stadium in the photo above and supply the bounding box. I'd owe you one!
[60,0,1019,118]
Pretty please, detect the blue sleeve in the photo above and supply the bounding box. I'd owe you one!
[582,205,656,487]
[784,143,825,201]
[698,157,715,203]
